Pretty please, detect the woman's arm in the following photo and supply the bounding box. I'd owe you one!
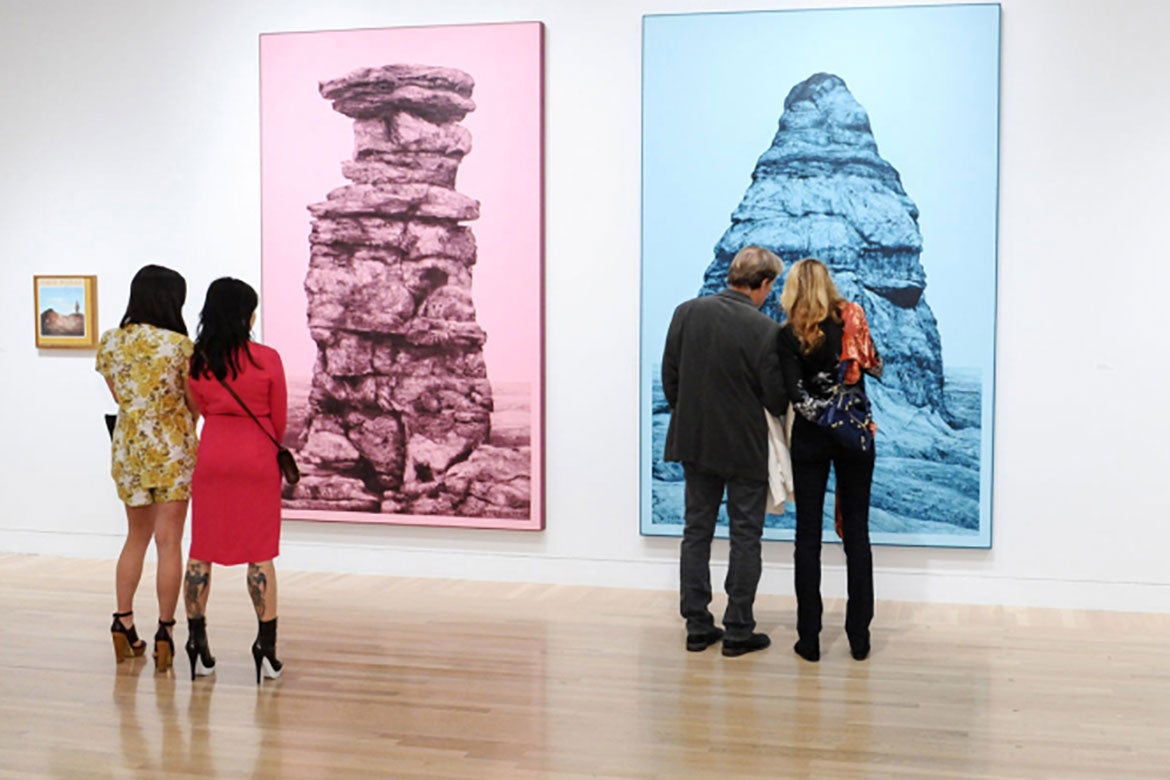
[180,350,201,423]
[96,333,118,404]
[184,381,202,423]
[777,329,829,422]
[179,338,201,422]
[268,350,289,444]
[776,330,804,407]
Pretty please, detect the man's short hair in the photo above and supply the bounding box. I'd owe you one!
[727,246,784,290]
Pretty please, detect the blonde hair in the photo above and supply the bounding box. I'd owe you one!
[727,246,784,289]
[780,258,843,355]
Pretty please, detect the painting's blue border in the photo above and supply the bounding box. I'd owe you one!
[639,3,1001,548]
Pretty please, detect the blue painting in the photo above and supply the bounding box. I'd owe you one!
[641,4,1001,547]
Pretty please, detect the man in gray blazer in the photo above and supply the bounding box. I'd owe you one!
[662,246,788,657]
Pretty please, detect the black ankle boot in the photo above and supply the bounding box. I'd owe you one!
[153,619,176,672]
[251,617,283,685]
[185,617,217,681]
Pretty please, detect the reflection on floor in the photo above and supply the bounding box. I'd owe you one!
[1,553,1167,778]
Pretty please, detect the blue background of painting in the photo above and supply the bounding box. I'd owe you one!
[640,4,1000,546]
[38,286,86,316]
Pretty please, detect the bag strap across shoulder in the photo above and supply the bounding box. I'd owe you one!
[215,374,283,451]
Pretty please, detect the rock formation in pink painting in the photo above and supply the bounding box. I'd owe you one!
[284,64,530,520]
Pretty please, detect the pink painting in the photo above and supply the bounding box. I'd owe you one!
[259,23,544,530]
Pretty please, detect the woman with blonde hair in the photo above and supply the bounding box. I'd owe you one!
[777,258,882,662]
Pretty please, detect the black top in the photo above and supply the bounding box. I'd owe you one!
[778,317,878,422]
[662,289,789,480]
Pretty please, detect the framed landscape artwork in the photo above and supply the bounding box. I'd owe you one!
[34,275,98,349]
[260,22,545,530]
[641,4,1001,547]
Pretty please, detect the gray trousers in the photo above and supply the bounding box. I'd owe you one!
[679,462,767,640]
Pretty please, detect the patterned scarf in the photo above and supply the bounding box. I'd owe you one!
[839,300,879,384]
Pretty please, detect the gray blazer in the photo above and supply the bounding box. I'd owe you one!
[662,289,788,481]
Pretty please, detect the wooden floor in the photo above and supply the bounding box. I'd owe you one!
[1,554,1168,779]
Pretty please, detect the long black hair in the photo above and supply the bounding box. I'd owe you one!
[191,277,259,381]
[120,264,187,335]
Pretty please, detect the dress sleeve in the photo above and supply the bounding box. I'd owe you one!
[95,330,112,377]
[267,349,289,444]
[177,337,194,381]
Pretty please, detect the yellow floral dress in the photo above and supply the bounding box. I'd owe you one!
[95,324,198,506]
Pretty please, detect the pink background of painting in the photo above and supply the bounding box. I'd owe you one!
[259,23,543,529]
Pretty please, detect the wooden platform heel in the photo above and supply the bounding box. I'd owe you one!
[110,611,146,662]
[153,619,176,672]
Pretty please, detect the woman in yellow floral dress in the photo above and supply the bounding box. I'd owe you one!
[96,265,199,671]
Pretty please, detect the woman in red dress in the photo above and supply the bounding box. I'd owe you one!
[184,278,287,684]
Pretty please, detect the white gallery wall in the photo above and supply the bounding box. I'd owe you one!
[2,0,1167,612]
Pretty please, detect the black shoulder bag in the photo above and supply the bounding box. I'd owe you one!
[215,376,300,485]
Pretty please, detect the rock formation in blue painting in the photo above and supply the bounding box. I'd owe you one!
[652,73,982,537]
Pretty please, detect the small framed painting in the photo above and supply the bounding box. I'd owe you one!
[34,275,98,349]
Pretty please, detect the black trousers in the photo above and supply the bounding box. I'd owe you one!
[790,415,875,647]
[679,462,767,641]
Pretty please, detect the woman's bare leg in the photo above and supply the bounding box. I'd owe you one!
[150,500,188,625]
[115,506,156,626]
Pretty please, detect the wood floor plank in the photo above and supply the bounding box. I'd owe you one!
[0,553,1168,778]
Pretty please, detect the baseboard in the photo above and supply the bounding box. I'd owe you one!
[2,528,1166,613]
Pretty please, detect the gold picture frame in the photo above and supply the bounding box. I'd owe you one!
[34,275,98,349]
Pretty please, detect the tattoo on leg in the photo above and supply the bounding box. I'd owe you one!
[247,563,267,619]
[184,562,209,618]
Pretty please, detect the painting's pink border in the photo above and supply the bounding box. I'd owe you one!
[259,22,545,530]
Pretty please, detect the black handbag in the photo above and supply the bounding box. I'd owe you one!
[215,376,300,485]
[275,448,300,485]
[817,362,874,453]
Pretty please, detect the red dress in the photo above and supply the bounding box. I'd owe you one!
[188,343,287,565]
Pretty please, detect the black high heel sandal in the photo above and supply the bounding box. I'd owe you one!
[251,617,283,685]
[153,619,176,672]
[110,611,146,662]
[185,617,217,681]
